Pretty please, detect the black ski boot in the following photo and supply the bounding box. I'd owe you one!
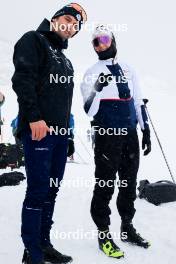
[98,230,124,259]
[121,222,151,248]
[22,249,45,264]
[42,245,73,263]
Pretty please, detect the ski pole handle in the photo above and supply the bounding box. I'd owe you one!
[143,98,149,105]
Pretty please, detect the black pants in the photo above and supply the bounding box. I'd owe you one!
[91,129,139,231]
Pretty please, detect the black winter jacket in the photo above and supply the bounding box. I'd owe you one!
[12,19,74,137]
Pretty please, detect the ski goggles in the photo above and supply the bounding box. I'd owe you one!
[69,3,87,23]
[92,35,112,47]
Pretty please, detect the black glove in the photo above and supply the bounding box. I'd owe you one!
[67,138,75,157]
[142,128,151,156]
[94,72,113,92]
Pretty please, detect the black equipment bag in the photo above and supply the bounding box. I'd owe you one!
[138,180,176,206]
[0,143,24,169]
[0,171,25,187]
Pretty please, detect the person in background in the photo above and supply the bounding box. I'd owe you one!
[11,116,21,145]
[67,113,75,161]
[0,92,5,142]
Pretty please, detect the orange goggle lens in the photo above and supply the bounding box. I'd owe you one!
[69,3,87,23]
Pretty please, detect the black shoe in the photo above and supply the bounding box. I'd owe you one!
[121,222,151,248]
[98,230,124,259]
[22,249,45,264]
[42,245,73,263]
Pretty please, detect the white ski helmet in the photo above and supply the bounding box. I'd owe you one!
[92,24,117,60]
[92,24,113,40]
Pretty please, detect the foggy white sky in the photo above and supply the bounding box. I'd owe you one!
[0,0,176,85]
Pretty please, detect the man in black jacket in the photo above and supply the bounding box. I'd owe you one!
[12,3,87,264]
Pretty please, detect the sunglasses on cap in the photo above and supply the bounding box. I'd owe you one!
[69,3,87,23]
[93,35,112,47]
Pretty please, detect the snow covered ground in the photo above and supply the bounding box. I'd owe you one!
[0,34,176,264]
[0,158,176,264]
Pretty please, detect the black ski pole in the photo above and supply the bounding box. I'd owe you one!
[143,99,175,184]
